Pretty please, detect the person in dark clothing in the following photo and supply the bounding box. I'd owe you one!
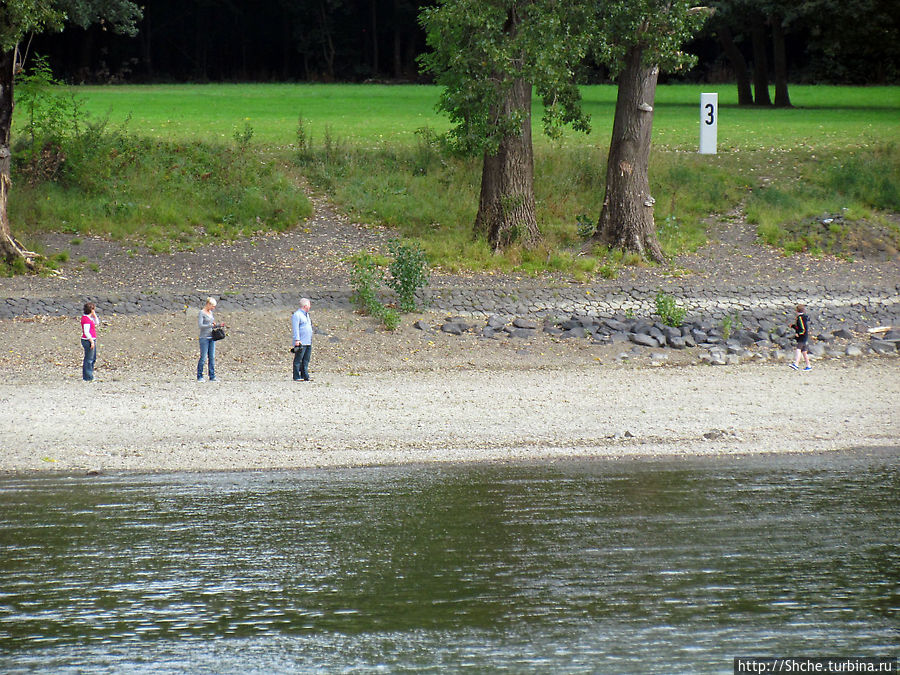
[789,304,812,371]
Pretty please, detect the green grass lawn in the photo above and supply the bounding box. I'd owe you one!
[8,82,900,277]
[62,83,900,149]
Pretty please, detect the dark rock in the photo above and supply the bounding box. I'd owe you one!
[605,319,630,332]
[441,322,468,335]
[735,332,757,347]
[691,330,708,344]
[832,328,854,340]
[881,330,900,342]
[510,328,536,339]
[543,326,563,336]
[609,332,630,343]
[561,327,587,339]
[413,320,431,331]
[513,317,538,330]
[630,333,659,348]
[486,315,507,330]
[870,340,895,355]
[669,336,686,349]
[845,344,863,357]
[633,322,653,335]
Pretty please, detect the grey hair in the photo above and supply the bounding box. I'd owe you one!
[300,297,311,309]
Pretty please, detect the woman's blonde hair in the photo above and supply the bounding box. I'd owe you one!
[206,297,217,307]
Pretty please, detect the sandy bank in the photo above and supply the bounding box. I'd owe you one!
[2,356,897,474]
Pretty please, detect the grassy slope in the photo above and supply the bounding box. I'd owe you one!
[10,83,900,275]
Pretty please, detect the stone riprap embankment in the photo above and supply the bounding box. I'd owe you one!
[2,281,899,323]
[423,313,900,365]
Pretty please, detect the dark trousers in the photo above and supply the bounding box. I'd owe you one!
[81,338,97,381]
[293,344,311,380]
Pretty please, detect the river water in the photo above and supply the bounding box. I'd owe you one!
[1,450,897,673]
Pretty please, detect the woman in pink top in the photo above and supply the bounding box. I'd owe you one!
[80,302,98,381]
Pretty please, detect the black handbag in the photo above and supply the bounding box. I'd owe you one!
[211,326,226,341]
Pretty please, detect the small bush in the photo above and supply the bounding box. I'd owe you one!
[721,313,742,340]
[350,253,400,330]
[296,115,310,155]
[350,253,384,313]
[386,239,429,313]
[233,122,254,148]
[576,213,596,239]
[379,306,401,331]
[655,290,686,327]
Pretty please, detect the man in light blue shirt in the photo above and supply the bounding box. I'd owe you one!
[291,298,313,381]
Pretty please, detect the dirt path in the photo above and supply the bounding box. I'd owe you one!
[3,189,898,302]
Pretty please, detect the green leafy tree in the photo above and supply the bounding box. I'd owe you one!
[419,0,591,252]
[0,0,141,267]
[590,1,709,263]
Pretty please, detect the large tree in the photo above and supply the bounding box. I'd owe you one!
[419,0,590,251]
[0,0,140,266]
[591,2,709,263]
[709,0,798,107]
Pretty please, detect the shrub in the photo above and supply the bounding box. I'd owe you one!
[386,239,429,313]
[350,253,400,331]
[350,253,383,313]
[721,312,742,340]
[576,213,595,239]
[655,290,686,327]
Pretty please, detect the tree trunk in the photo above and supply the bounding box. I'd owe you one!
[771,15,792,108]
[716,24,753,106]
[474,77,540,251]
[0,49,36,267]
[750,15,772,106]
[593,46,664,264]
[370,0,379,76]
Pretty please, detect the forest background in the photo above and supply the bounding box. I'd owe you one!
[26,0,900,85]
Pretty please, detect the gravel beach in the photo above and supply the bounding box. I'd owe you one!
[2,187,898,474]
[1,307,897,474]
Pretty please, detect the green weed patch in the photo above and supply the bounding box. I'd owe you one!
[11,125,311,252]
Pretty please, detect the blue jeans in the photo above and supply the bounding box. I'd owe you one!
[293,344,311,380]
[81,338,97,381]
[198,337,216,379]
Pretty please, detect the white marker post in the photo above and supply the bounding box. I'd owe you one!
[699,92,718,154]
